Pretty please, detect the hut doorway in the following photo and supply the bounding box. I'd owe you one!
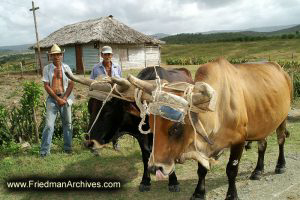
[75,44,84,74]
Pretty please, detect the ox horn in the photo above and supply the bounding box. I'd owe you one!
[192,82,217,112]
[190,112,213,145]
[65,71,94,86]
[127,74,156,94]
[111,77,131,93]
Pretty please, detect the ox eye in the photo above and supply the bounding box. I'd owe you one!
[168,123,183,138]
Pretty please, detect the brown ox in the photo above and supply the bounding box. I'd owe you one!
[130,58,291,200]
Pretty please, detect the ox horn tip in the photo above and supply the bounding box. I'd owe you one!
[127,74,156,94]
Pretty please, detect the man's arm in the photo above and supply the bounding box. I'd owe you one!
[62,80,74,101]
[44,82,66,106]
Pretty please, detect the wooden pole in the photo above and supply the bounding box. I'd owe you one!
[29,1,42,76]
[82,56,85,77]
[20,62,23,78]
[32,106,39,144]
[291,72,294,102]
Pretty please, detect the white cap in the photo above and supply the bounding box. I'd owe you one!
[101,46,113,54]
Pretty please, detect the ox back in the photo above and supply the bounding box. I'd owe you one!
[87,66,193,192]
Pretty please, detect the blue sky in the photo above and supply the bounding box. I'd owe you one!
[1,0,300,46]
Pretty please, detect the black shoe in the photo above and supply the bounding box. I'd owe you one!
[40,153,47,158]
[64,150,73,154]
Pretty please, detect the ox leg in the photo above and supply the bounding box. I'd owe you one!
[137,138,151,192]
[190,163,208,200]
[275,120,288,174]
[225,142,245,200]
[168,171,180,192]
[250,139,267,180]
[244,141,252,150]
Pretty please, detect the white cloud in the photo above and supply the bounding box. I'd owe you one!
[0,0,299,46]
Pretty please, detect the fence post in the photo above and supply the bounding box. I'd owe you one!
[291,72,294,102]
[32,106,39,144]
[20,62,23,78]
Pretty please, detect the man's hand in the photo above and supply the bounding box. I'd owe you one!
[56,97,67,106]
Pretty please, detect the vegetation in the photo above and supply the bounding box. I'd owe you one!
[0,81,89,152]
[161,26,300,44]
[161,39,300,63]
[0,53,35,73]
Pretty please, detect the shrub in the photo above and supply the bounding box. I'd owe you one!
[0,105,11,145]
[10,81,43,143]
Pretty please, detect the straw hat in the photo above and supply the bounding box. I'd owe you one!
[49,44,64,54]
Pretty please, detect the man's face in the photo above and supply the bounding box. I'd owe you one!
[101,53,112,62]
[51,53,62,64]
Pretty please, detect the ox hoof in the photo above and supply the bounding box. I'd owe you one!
[91,150,100,156]
[190,194,205,200]
[275,166,286,174]
[225,195,239,200]
[139,184,151,192]
[250,170,263,180]
[168,184,180,192]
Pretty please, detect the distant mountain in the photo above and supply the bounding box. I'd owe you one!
[244,24,297,32]
[201,24,298,34]
[268,24,300,35]
[150,33,171,39]
[0,44,33,52]
[161,24,300,44]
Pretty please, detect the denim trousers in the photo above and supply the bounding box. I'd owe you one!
[40,97,73,155]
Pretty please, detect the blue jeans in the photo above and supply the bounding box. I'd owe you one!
[40,97,73,155]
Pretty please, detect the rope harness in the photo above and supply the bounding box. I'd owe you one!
[86,71,211,161]
[132,67,211,165]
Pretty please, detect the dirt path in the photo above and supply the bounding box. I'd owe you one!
[205,152,300,200]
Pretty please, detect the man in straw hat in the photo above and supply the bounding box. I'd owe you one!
[40,44,74,157]
[89,45,122,150]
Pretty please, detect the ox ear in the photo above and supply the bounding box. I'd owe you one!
[192,82,217,112]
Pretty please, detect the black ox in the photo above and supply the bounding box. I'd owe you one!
[84,66,193,192]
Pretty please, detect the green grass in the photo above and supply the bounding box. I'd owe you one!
[0,121,299,200]
[161,39,300,63]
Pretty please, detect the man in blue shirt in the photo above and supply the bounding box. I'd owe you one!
[89,46,122,150]
[40,44,74,157]
[90,46,122,79]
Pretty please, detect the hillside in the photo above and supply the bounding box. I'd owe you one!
[160,39,300,63]
[161,25,300,44]
[0,44,33,56]
[202,24,297,34]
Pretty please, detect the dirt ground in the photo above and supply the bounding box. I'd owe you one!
[1,73,300,200]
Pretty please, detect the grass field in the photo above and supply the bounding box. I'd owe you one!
[0,121,299,200]
[161,39,300,63]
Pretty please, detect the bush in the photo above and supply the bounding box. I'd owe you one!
[0,105,12,145]
[9,81,43,143]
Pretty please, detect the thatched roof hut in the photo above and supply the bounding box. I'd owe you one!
[35,15,164,73]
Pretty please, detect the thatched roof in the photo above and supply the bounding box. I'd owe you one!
[37,16,164,48]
